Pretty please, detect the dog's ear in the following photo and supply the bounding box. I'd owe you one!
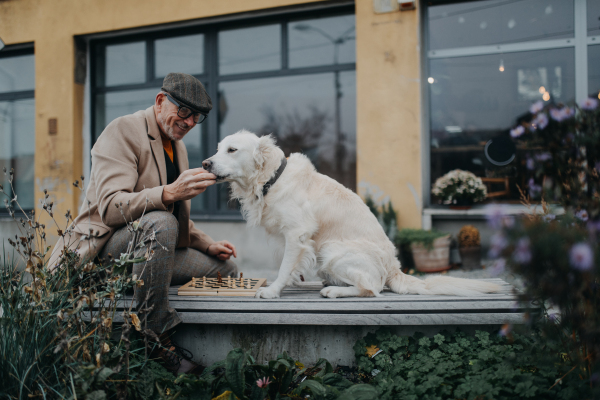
[253,134,277,167]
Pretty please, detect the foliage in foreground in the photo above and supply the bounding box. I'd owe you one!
[354,328,594,400]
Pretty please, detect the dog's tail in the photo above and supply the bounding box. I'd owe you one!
[386,270,501,296]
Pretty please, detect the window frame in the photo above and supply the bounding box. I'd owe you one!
[422,0,598,210]
[0,44,35,216]
[90,4,356,221]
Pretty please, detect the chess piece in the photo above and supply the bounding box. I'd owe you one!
[203,276,206,288]
[228,275,231,288]
[217,271,222,284]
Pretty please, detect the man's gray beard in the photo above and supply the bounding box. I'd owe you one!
[157,112,180,141]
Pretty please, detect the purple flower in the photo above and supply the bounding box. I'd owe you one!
[510,125,525,138]
[526,157,535,170]
[542,214,556,222]
[579,98,598,110]
[575,209,589,222]
[534,152,552,162]
[528,178,542,198]
[513,237,532,264]
[488,233,509,259]
[489,258,506,277]
[569,242,594,271]
[530,100,544,114]
[587,219,600,233]
[550,107,575,122]
[485,204,509,229]
[531,113,549,130]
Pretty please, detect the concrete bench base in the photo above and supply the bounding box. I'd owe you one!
[123,279,525,366]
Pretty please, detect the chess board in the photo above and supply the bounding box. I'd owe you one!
[177,277,267,297]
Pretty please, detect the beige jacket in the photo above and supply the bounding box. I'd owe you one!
[48,106,215,267]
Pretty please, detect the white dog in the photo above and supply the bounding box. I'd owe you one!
[202,130,500,299]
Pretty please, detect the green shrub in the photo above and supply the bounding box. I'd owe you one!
[395,228,448,250]
[354,328,594,400]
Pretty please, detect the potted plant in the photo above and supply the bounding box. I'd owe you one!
[431,169,487,209]
[396,228,451,273]
[457,225,482,270]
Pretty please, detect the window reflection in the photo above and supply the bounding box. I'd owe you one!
[218,71,356,210]
[0,99,35,209]
[588,0,600,37]
[429,48,575,201]
[289,15,355,68]
[219,25,280,75]
[0,55,35,93]
[104,42,146,86]
[589,45,600,97]
[428,0,574,51]
[155,34,204,78]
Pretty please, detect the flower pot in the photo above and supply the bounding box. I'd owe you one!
[410,235,451,273]
[459,246,482,270]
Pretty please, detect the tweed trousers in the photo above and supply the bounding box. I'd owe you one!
[99,211,237,334]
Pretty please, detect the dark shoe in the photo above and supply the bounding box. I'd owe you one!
[152,344,204,375]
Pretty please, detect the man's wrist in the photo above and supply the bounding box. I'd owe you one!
[162,184,176,205]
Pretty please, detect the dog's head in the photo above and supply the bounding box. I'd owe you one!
[202,130,284,187]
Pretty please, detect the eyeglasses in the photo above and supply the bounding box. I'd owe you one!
[165,93,207,124]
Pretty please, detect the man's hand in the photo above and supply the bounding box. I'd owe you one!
[207,240,237,261]
[162,168,216,205]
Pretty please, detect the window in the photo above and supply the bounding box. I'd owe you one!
[91,6,356,219]
[426,0,598,204]
[0,47,35,211]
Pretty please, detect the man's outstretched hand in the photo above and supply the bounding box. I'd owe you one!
[207,240,237,261]
[162,168,216,205]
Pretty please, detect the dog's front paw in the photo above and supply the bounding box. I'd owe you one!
[320,286,340,298]
[255,286,281,299]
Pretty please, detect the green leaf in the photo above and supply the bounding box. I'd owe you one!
[340,384,379,400]
[225,348,247,400]
[298,379,328,397]
[93,367,113,385]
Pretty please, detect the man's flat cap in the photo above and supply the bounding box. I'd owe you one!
[161,72,212,114]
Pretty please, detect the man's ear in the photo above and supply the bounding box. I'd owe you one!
[253,134,276,167]
[155,92,165,111]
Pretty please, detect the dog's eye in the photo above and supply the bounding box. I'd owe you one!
[228,148,237,153]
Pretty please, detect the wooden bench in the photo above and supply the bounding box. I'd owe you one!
[120,278,525,366]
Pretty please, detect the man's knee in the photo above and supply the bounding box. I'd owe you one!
[222,259,238,278]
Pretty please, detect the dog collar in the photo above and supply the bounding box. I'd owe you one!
[262,157,287,197]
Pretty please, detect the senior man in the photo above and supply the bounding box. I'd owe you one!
[49,72,237,374]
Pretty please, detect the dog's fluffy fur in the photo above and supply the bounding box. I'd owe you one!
[204,130,500,298]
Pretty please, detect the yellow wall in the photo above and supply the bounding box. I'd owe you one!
[0,0,423,241]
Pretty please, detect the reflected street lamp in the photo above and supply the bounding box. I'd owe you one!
[294,23,355,178]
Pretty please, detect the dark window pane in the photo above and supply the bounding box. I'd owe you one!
[0,99,35,209]
[429,48,575,201]
[588,0,600,36]
[155,34,204,78]
[589,45,600,98]
[429,0,574,51]
[217,71,356,209]
[289,15,356,68]
[0,55,35,93]
[219,25,280,75]
[104,42,146,86]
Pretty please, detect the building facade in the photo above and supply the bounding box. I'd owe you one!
[1,0,599,272]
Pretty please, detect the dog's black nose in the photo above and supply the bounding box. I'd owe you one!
[202,159,212,170]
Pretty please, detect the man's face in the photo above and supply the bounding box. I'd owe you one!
[156,93,197,141]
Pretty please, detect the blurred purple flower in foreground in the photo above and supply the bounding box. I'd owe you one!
[489,232,509,259]
[550,107,575,122]
[534,152,552,162]
[569,242,594,271]
[575,209,589,222]
[489,258,506,277]
[542,213,556,222]
[499,323,512,337]
[529,100,544,114]
[528,178,542,197]
[531,113,549,130]
[485,204,510,229]
[513,237,532,264]
[579,97,598,110]
[526,157,535,170]
[510,125,525,138]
